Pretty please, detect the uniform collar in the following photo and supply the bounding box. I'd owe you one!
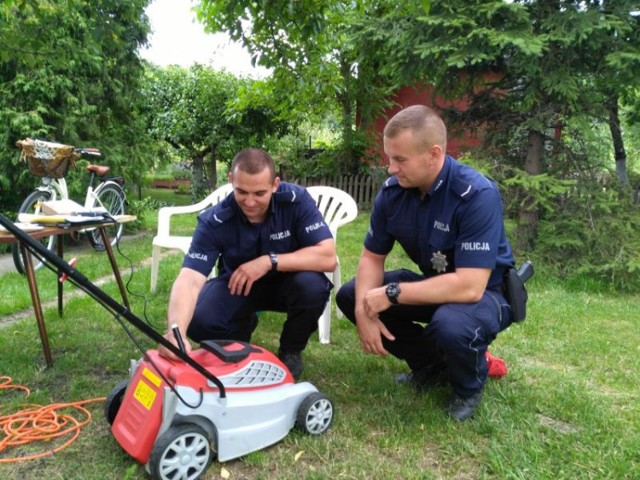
[423,155,452,199]
[416,155,453,199]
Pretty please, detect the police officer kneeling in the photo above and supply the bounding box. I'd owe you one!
[158,148,337,380]
[336,105,515,421]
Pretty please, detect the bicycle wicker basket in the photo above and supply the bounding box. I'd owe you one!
[17,138,79,178]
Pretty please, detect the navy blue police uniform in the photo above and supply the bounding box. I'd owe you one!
[336,155,515,398]
[183,182,333,354]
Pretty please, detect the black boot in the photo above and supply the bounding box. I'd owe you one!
[446,390,483,421]
[393,365,448,393]
[278,351,304,380]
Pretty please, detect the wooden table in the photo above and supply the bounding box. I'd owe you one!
[0,215,135,367]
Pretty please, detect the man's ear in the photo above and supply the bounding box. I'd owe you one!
[430,144,444,159]
[273,176,280,192]
[228,171,233,184]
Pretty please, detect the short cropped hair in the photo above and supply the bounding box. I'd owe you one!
[384,105,447,153]
[231,148,276,181]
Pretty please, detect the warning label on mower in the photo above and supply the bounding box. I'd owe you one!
[142,367,162,387]
[133,379,157,410]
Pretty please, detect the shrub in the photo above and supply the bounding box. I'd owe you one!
[125,197,168,231]
[462,152,640,293]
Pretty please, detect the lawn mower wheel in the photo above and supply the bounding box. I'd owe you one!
[295,392,334,435]
[149,423,213,480]
[104,379,129,425]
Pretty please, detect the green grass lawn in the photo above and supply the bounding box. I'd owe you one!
[0,196,638,479]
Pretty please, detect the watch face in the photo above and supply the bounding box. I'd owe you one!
[386,283,400,303]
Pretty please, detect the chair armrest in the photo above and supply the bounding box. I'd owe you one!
[156,201,207,237]
[155,184,234,238]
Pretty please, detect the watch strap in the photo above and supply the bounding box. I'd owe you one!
[269,252,278,272]
[386,282,400,304]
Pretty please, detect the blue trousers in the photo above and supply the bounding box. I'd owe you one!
[336,269,512,397]
[188,271,332,353]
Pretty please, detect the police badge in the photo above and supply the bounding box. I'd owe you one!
[431,250,448,273]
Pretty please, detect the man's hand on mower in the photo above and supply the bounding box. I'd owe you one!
[158,329,192,360]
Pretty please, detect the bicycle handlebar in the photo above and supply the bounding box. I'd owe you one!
[74,147,104,160]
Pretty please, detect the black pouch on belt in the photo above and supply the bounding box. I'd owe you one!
[503,261,534,322]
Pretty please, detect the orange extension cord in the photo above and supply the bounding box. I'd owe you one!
[0,376,106,463]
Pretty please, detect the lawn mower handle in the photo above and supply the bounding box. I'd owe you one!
[0,213,227,397]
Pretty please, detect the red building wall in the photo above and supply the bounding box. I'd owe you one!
[368,84,482,164]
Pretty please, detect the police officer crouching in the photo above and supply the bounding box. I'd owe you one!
[158,148,337,380]
[336,105,516,421]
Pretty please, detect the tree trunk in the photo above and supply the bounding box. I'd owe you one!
[607,94,629,186]
[191,152,207,202]
[517,129,544,252]
[207,149,218,190]
[336,57,358,173]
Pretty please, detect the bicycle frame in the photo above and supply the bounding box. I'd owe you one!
[12,142,127,274]
[33,170,124,212]
[84,171,120,210]
[36,176,69,203]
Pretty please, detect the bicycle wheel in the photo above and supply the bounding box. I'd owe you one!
[12,189,56,274]
[87,183,126,252]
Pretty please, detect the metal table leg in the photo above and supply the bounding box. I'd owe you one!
[21,243,53,367]
[99,227,130,310]
[57,235,64,317]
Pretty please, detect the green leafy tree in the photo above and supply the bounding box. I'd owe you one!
[0,0,152,211]
[350,0,640,251]
[195,0,403,173]
[596,4,640,186]
[142,64,288,200]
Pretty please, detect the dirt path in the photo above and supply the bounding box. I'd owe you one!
[0,243,94,276]
[0,232,141,276]
[0,242,181,328]
[0,267,134,327]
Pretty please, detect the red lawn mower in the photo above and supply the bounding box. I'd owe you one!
[0,214,334,480]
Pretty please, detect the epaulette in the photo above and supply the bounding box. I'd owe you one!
[200,205,236,227]
[273,187,302,204]
[382,176,400,189]
[450,175,475,201]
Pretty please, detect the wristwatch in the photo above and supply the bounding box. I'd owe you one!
[269,252,278,272]
[385,282,401,304]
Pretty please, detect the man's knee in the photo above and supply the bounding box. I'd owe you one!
[430,303,494,354]
[429,305,469,350]
[189,278,252,342]
[290,271,331,305]
[187,317,217,342]
[336,279,356,323]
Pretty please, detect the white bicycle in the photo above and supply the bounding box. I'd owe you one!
[12,139,127,274]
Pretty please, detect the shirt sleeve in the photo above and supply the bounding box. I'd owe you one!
[454,187,503,269]
[364,189,395,255]
[293,189,334,246]
[181,215,219,276]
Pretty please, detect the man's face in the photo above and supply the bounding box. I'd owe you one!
[229,167,279,223]
[384,129,437,192]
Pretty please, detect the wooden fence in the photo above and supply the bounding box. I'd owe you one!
[288,174,383,210]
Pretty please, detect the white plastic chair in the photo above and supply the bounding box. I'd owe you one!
[307,186,358,344]
[150,183,233,292]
